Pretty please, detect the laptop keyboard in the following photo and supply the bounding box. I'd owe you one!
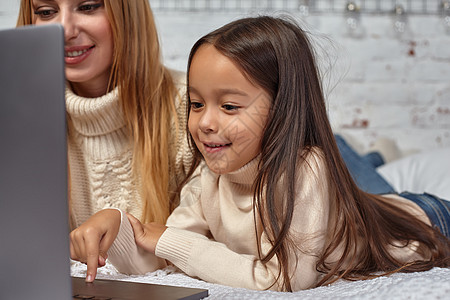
[73,294,112,300]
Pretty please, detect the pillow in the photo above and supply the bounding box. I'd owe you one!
[377,148,450,200]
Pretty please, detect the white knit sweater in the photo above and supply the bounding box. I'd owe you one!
[111,150,430,290]
[66,70,191,228]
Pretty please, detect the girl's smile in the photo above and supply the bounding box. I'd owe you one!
[202,141,232,154]
[188,44,271,174]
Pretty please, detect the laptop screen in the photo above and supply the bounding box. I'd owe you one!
[0,24,70,300]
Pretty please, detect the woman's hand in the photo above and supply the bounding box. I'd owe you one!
[127,213,167,254]
[69,209,121,282]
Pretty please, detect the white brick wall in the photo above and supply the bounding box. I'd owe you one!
[152,12,450,154]
[318,15,450,154]
[1,2,449,154]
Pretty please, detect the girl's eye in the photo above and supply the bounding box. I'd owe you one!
[190,102,204,110]
[222,104,239,111]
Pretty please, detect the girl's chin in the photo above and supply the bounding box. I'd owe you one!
[204,161,240,175]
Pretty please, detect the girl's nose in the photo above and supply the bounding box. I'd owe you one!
[198,109,218,133]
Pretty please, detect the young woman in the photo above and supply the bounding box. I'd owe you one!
[126,15,450,291]
[17,0,192,281]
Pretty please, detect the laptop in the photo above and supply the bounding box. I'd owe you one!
[0,24,208,300]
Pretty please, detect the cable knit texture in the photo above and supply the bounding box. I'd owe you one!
[66,70,191,228]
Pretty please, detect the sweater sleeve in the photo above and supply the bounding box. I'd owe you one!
[156,151,330,291]
[159,169,282,290]
[156,227,282,290]
[165,168,211,236]
[107,209,167,274]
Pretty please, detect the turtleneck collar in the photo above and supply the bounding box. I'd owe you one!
[216,156,261,186]
[65,86,127,137]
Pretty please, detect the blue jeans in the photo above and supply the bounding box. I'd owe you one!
[335,134,396,195]
[399,192,450,238]
[335,135,450,237]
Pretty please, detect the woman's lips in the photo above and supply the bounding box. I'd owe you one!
[64,45,94,65]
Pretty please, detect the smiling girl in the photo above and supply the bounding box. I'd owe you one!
[123,15,450,291]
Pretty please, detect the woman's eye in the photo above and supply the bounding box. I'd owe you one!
[34,8,57,19]
[79,3,102,12]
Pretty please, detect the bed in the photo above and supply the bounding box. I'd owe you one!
[71,145,450,299]
[71,262,449,299]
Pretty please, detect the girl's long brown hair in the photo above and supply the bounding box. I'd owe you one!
[184,15,450,291]
[18,0,179,224]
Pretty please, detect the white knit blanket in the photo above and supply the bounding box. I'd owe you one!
[71,261,450,299]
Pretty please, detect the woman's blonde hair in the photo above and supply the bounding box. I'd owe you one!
[18,0,179,224]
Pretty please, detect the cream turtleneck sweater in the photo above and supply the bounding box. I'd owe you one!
[66,70,191,229]
[111,149,430,291]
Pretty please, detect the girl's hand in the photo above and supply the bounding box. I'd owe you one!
[127,213,167,254]
[69,209,121,282]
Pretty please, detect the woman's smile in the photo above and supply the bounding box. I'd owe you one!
[64,45,94,64]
